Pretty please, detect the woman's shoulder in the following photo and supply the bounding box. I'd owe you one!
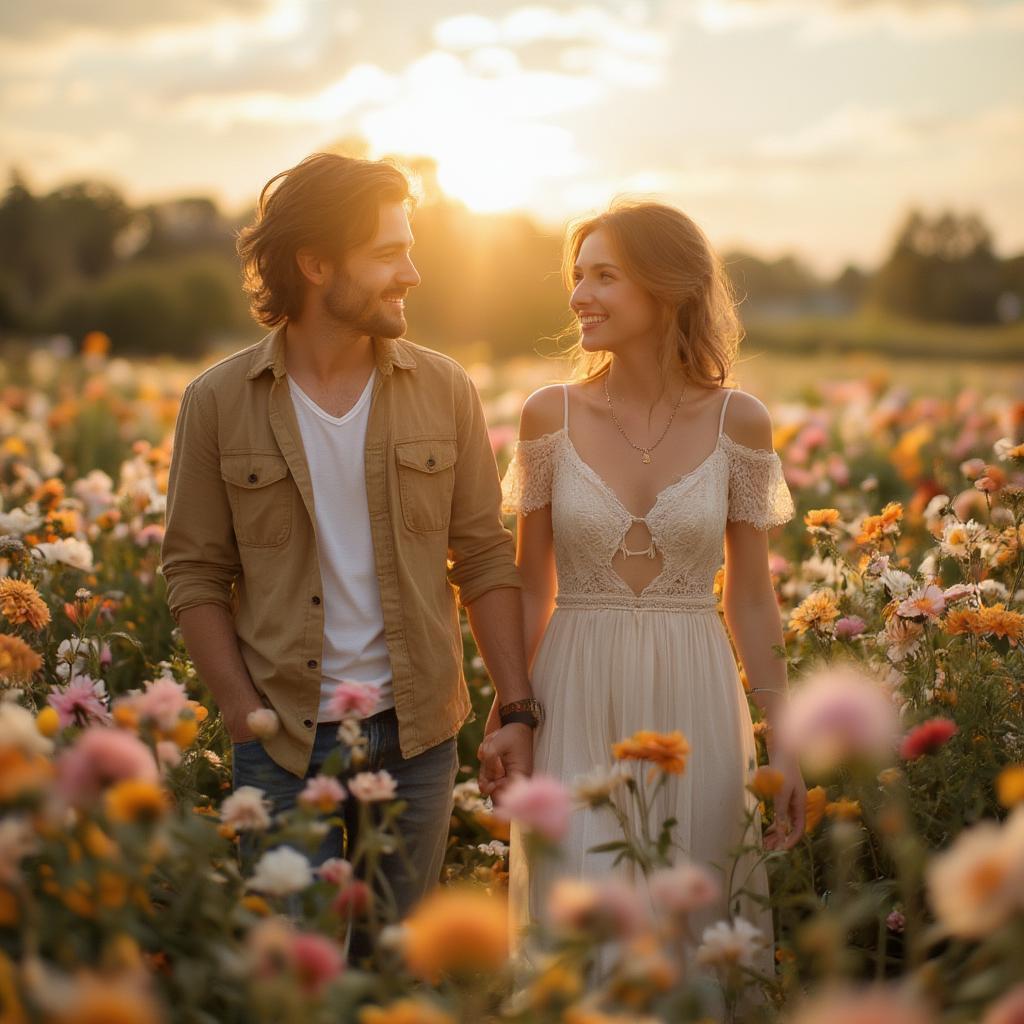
[719,388,774,453]
[519,384,567,442]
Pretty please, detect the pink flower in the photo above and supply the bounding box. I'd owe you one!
[316,858,354,888]
[134,523,165,547]
[291,932,345,996]
[778,666,899,773]
[548,877,646,939]
[347,770,397,802]
[48,675,111,728]
[961,458,987,480]
[900,717,958,760]
[326,681,380,721]
[156,740,181,769]
[834,616,867,639]
[221,786,272,831]
[299,775,347,813]
[886,910,906,933]
[985,984,1024,1024]
[975,476,1000,493]
[942,583,976,604]
[494,774,572,843]
[332,879,370,918]
[134,676,189,732]
[896,584,946,621]
[57,726,159,805]
[648,860,720,919]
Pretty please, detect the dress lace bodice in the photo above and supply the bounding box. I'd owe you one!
[500,389,795,609]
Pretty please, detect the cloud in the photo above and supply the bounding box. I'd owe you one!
[692,0,1024,39]
[0,0,273,42]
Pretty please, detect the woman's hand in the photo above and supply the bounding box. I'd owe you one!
[764,751,807,851]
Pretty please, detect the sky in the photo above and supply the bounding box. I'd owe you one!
[2,0,1022,272]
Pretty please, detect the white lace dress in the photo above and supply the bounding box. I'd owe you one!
[500,386,795,975]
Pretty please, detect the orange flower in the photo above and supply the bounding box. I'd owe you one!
[105,780,169,825]
[0,634,42,682]
[996,766,1024,808]
[81,331,111,357]
[0,579,50,630]
[35,706,60,738]
[748,766,784,799]
[0,747,53,803]
[612,730,691,775]
[49,974,162,1024]
[944,604,1024,646]
[825,798,861,821]
[804,786,827,833]
[788,588,841,636]
[804,508,841,530]
[402,887,508,983]
[359,1000,456,1024]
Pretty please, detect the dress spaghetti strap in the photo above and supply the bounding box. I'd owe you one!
[562,384,570,431]
[717,389,735,438]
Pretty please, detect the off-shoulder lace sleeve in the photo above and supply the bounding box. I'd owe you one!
[722,433,796,530]
[500,432,561,515]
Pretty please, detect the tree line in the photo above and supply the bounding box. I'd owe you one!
[1,168,1021,360]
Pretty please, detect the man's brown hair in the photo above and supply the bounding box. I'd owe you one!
[237,153,413,327]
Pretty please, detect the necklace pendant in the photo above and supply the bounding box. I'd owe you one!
[641,451,652,464]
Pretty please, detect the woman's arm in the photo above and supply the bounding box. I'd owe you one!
[721,392,806,850]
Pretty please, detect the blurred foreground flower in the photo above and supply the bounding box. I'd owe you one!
[786,985,934,1024]
[495,773,571,842]
[696,917,766,970]
[402,886,508,983]
[247,847,314,897]
[612,730,690,775]
[778,666,899,773]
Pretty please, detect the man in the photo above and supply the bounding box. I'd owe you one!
[161,153,539,930]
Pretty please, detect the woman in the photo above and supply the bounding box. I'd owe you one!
[487,200,806,977]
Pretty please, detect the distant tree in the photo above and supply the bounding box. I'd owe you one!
[871,209,1003,323]
[833,264,869,311]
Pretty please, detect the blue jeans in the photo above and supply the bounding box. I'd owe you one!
[232,708,458,929]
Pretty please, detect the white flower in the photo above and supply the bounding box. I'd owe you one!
[880,616,925,664]
[0,816,39,884]
[0,702,52,756]
[994,437,1018,461]
[0,508,43,536]
[799,553,845,588]
[348,770,397,802]
[34,537,94,571]
[926,807,1024,939]
[879,568,915,599]
[572,765,629,806]
[221,786,273,832]
[696,918,766,969]
[979,579,1010,601]
[452,779,484,812]
[923,493,951,526]
[72,470,115,517]
[941,519,984,558]
[54,637,101,681]
[649,860,720,919]
[247,846,314,896]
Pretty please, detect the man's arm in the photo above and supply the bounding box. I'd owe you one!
[162,383,259,743]
[178,605,265,744]
[444,369,534,794]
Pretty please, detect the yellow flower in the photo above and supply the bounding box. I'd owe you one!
[788,588,841,635]
[35,706,60,738]
[996,766,1024,808]
[804,786,827,833]
[169,716,199,749]
[81,823,117,860]
[612,730,690,775]
[825,799,862,821]
[402,887,508,983]
[0,634,42,683]
[240,895,272,916]
[748,766,784,799]
[105,780,169,825]
[0,579,50,631]
[877,767,903,787]
[804,508,841,530]
[359,1000,456,1024]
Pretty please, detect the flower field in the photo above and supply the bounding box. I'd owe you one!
[0,338,1023,1022]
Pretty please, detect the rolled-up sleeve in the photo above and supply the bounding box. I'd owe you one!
[160,382,240,622]
[446,370,520,606]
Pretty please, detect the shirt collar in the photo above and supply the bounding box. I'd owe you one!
[246,326,417,381]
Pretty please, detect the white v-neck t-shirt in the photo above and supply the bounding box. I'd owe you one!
[288,370,394,721]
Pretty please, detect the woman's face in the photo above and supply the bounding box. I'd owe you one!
[570,228,663,356]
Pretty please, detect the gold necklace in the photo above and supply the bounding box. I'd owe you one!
[603,374,685,465]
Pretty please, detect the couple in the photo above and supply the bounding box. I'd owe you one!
[161,152,806,966]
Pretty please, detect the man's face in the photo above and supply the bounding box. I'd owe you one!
[323,201,421,338]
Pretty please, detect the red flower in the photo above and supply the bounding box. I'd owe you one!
[900,717,958,760]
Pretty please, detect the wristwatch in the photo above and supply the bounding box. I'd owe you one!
[499,698,545,729]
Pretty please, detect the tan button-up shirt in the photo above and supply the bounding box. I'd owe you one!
[161,327,520,776]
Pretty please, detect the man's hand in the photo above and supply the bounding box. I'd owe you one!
[477,723,534,799]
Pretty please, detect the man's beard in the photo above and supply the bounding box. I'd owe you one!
[323,273,405,339]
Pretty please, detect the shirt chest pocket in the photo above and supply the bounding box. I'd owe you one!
[220,452,293,548]
[394,439,457,533]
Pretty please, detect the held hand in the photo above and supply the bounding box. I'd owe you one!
[477,723,534,799]
[764,752,807,852]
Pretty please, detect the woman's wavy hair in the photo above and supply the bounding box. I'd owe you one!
[561,199,741,389]
[237,153,413,327]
